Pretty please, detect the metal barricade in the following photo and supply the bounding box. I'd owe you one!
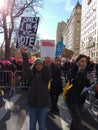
[0,70,29,96]
[14,71,29,88]
[0,70,14,88]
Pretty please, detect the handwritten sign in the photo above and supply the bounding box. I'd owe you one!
[61,48,74,59]
[16,17,39,48]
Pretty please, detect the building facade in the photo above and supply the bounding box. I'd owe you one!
[80,0,98,62]
[63,2,81,58]
[56,21,66,44]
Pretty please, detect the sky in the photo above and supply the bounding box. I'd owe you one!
[37,0,82,41]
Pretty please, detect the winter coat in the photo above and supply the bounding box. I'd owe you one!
[66,65,90,104]
[50,63,63,95]
[22,53,52,108]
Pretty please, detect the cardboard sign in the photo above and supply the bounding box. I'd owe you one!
[16,17,39,48]
[61,48,74,59]
[40,40,55,58]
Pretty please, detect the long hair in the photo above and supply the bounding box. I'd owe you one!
[75,54,87,64]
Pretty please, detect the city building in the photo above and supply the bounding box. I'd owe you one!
[80,0,98,62]
[63,1,81,58]
[56,21,66,44]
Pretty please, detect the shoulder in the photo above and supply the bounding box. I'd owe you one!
[42,65,51,72]
[69,65,78,73]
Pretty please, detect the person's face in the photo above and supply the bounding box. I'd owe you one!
[35,62,43,71]
[78,57,87,68]
[55,59,59,64]
[45,58,51,66]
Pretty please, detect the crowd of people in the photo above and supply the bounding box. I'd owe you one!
[0,50,98,130]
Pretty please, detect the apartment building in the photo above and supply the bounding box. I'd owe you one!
[63,1,81,58]
[56,21,66,44]
[80,0,98,62]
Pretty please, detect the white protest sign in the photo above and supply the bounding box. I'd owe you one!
[40,40,55,58]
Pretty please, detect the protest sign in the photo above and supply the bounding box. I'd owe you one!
[40,40,55,58]
[61,48,74,59]
[16,17,39,48]
[55,41,65,57]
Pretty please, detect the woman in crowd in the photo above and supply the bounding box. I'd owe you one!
[49,57,63,112]
[65,54,90,130]
[20,48,52,130]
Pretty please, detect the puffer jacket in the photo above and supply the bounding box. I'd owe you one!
[22,53,52,108]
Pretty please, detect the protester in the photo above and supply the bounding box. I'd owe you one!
[49,58,63,112]
[65,54,90,130]
[94,63,98,99]
[62,59,71,82]
[20,48,52,130]
[43,56,52,67]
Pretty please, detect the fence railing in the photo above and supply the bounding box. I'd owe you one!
[0,70,29,96]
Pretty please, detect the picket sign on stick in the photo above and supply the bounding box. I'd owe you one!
[40,40,55,58]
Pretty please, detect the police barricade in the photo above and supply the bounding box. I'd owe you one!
[0,70,14,96]
[0,70,29,96]
[0,70,14,88]
[14,71,29,88]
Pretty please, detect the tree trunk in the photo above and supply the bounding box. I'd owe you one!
[5,38,10,59]
[2,13,11,59]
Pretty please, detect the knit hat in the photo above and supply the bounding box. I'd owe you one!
[30,58,43,70]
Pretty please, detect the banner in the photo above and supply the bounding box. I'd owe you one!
[16,17,39,48]
[40,40,55,58]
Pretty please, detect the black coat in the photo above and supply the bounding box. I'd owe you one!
[22,53,52,108]
[66,65,90,104]
[50,63,63,95]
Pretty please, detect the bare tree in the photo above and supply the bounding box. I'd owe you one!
[0,0,43,59]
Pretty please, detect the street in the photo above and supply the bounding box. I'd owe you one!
[0,88,98,130]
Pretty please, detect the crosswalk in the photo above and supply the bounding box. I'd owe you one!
[0,93,70,130]
[0,93,98,130]
[0,94,21,120]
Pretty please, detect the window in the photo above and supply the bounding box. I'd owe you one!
[77,20,80,23]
